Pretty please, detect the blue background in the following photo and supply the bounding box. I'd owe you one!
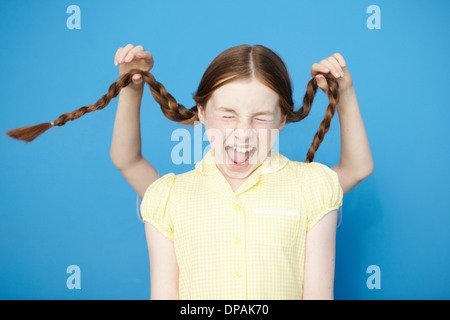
[0,0,449,299]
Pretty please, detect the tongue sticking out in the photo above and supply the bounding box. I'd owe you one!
[226,146,250,165]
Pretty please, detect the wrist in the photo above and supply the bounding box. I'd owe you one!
[336,86,357,114]
[120,84,144,96]
[338,85,355,100]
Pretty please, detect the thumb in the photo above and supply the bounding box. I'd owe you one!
[315,75,328,92]
[132,74,143,84]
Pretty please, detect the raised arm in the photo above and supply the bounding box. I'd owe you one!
[332,86,373,194]
[312,53,374,195]
[110,44,160,198]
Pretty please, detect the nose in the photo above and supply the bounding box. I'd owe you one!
[237,118,251,131]
[233,118,256,144]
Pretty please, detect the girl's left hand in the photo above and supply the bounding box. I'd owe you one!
[311,53,353,94]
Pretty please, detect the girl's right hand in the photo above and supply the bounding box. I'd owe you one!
[114,44,154,89]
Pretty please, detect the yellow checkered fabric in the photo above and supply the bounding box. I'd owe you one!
[140,147,343,299]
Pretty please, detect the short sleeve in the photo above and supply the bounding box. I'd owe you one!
[336,206,343,228]
[136,171,162,223]
[140,172,176,240]
[303,162,343,231]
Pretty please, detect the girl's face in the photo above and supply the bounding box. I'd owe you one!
[198,78,287,181]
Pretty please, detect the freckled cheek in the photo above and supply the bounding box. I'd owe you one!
[255,125,277,147]
[204,125,227,149]
[207,119,236,144]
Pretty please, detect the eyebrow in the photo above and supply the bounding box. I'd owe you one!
[217,106,273,116]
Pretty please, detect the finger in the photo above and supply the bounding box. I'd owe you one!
[136,50,152,61]
[332,52,346,68]
[326,57,344,78]
[117,44,134,64]
[319,59,341,78]
[315,74,327,89]
[316,75,329,94]
[132,74,142,83]
[311,63,330,77]
[114,47,123,66]
[124,45,145,63]
[136,51,154,71]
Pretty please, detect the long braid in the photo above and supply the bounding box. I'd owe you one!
[4,69,197,142]
[139,71,198,124]
[280,72,339,162]
[5,68,340,165]
[303,73,340,163]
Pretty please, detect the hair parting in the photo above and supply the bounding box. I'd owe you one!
[5,45,340,163]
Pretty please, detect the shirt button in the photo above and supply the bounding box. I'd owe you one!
[233,203,241,212]
[234,236,242,245]
[234,271,242,278]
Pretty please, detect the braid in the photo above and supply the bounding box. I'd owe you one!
[139,71,198,125]
[303,73,340,163]
[4,69,198,142]
[5,68,340,165]
[283,72,339,163]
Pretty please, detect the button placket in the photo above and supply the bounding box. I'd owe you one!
[233,202,243,247]
[232,200,246,297]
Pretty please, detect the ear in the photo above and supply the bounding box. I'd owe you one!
[197,104,205,125]
[279,113,287,131]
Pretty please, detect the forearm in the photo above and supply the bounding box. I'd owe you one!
[335,87,373,179]
[110,86,144,169]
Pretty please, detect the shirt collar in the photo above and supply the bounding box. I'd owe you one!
[195,147,289,176]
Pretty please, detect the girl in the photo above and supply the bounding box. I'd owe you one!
[110,44,373,300]
[5,43,373,299]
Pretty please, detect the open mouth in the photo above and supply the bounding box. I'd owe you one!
[225,145,257,166]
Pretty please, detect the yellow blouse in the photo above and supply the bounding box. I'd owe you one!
[140,147,343,299]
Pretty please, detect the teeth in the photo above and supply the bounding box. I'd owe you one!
[231,146,254,153]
